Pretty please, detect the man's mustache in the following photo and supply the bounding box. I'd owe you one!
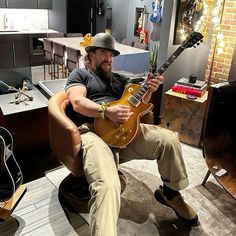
[101,60,111,66]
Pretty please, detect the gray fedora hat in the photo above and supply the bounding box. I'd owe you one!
[85,33,120,57]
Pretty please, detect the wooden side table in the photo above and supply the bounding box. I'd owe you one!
[160,90,208,147]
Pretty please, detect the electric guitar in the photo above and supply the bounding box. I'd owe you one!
[94,32,203,148]
[138,6,149,45]
[0,127,23,202]
[150,0,162,23]
[97,0,104,16]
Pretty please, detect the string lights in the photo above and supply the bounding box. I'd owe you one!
[211,0,226,54]
[207,0,226,88]
[179,0,209,41]
[194,1,208,32]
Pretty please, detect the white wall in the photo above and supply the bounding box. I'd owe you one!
[0,9,48,30]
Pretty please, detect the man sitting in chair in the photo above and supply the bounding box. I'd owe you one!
[65,32,198,236]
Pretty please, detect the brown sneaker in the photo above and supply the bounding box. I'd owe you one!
[154,186,198,224]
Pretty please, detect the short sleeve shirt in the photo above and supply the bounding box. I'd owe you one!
[65,68,128,125]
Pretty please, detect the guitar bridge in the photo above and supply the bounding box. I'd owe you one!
[128,95,140,107]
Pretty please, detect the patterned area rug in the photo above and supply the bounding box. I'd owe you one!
[45,161,236,236]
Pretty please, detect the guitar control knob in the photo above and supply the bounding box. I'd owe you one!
[119,125,125,132]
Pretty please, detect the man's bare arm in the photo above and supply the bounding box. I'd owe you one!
[66,86,101,118]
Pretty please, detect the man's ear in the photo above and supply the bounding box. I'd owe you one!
[89,51,96,60]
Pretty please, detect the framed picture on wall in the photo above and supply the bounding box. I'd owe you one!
[173,0,207,45]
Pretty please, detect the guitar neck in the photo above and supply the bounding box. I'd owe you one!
[154,0,158,8]
[154,45,185,76]
[134,44,186,100]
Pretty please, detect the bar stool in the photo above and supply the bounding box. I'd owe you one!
[53,42,67,79]
[43,38,54,80]
[133,42,149,50]
[122,38,134,46]
[66,47,81,75]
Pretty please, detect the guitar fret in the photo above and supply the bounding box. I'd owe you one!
[155,47,185,75]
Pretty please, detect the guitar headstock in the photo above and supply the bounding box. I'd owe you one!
[182,32,203,49]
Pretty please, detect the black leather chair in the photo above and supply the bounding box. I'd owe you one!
[201,81,236,199]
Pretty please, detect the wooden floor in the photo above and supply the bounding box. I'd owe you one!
[0,174,89,236]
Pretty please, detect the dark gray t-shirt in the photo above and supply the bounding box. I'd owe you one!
[65,68,128,125]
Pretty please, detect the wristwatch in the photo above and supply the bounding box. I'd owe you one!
[98,102,108,119]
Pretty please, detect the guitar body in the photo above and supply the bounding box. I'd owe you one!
[150,0,162,23]
[0,127,23,202]
[94,84,153,148]
[139,30,149,45]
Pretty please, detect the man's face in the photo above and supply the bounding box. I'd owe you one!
[90,49,114,78]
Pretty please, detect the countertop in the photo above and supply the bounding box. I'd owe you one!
[39,37,150,73]
[0,29,59,35]
[0,87,48,115]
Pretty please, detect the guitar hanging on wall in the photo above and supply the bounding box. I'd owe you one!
[150,0,162,23]
[138,6,149,45]
[0,126,23,202]
[97,0,105,16]
[94,32,203,148]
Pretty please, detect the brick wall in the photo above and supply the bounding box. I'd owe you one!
[205,0,236,84]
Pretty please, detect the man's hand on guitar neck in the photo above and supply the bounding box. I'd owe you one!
[143,73,164,103]
[105,105,134,123]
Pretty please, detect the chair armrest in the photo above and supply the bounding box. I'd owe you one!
[48,91,84,176]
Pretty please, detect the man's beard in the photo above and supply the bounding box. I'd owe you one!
[96,63,112,79]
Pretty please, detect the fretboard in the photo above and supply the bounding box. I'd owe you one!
[133,44,186,101]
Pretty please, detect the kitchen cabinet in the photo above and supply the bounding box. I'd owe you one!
[0,0,52,9]
[7,0,37,9]
[49,0,96,35]
[29,33,46,66]
[0,40,14,68]
[0,0,6,8]
[0,35,30,69]
[37,0,52,9]
[0,88,50,154]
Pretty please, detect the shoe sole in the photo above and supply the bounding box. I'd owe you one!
[154,189,199,224]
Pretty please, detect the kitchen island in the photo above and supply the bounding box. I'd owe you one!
[43,37,150,74]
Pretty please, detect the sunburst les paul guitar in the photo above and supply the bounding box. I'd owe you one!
[94,32,203,148]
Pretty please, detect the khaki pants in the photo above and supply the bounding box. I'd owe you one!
[79,123,189,236]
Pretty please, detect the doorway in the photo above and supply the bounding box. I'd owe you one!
[67,0,96,35]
